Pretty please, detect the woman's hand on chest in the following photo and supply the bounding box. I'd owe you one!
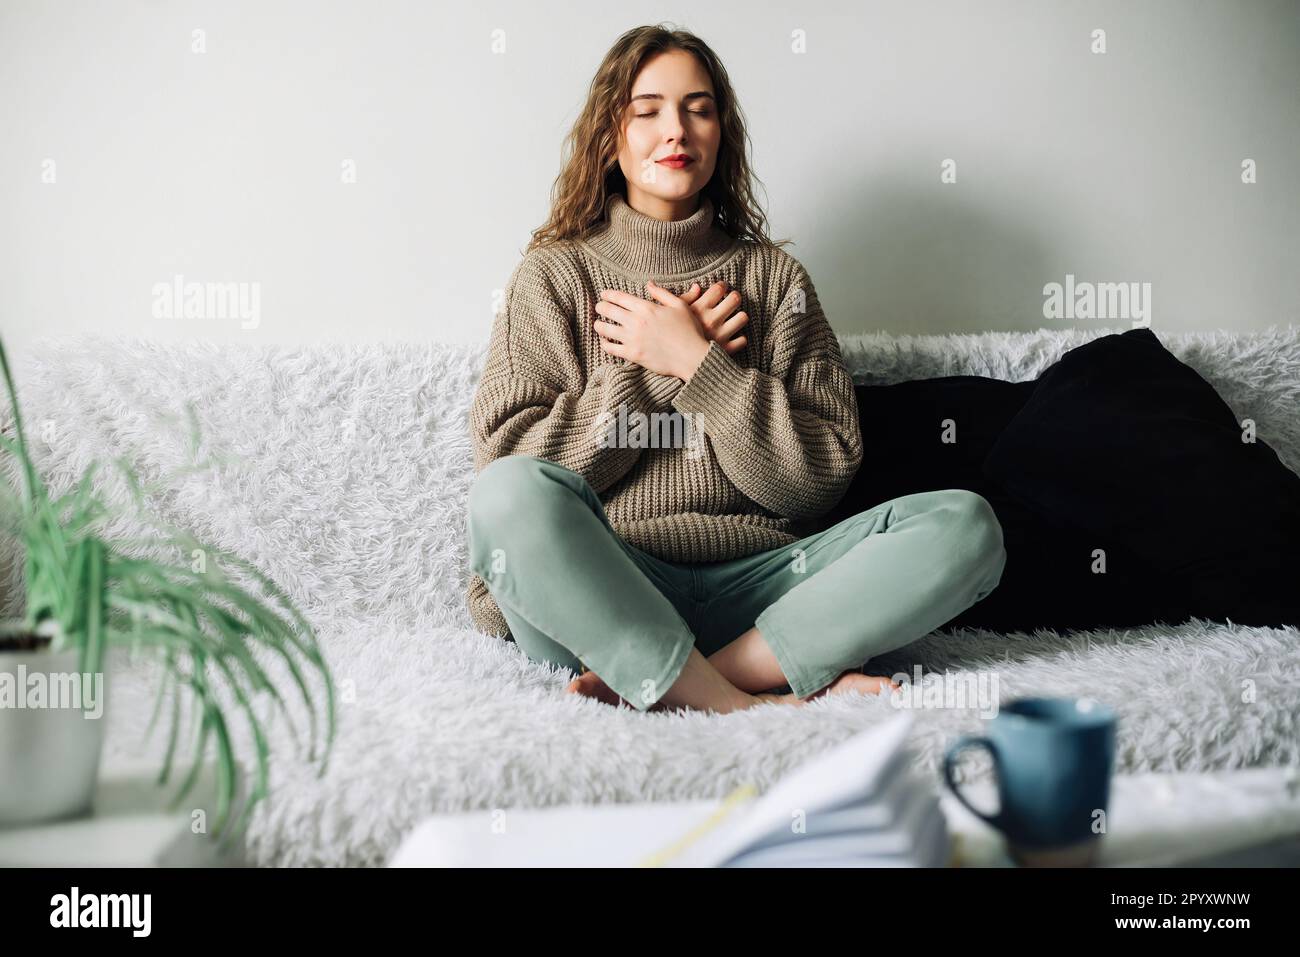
[593,281,708,380]
[593,280,750,380]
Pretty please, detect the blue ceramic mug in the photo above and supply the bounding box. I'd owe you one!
[943,697,1118,864]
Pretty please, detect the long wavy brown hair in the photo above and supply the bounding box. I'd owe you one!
[526,23,792,255]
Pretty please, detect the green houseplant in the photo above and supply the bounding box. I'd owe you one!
[0,337,336,842]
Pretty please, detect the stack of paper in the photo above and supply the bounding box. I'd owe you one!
[644,712,945,867]
[389,712,945,868]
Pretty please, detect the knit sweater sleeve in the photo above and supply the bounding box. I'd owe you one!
[668,258,863,520]
[469,250,684,493]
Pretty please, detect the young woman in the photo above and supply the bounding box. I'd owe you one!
[466,24,1007,714]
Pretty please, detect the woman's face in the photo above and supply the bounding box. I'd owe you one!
[616,49,720,219]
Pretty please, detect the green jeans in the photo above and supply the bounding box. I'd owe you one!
[467,454,1006,710]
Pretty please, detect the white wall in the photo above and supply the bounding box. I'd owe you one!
[2,0,1297,367]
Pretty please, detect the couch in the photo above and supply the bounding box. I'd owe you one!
[4,326,1298,866]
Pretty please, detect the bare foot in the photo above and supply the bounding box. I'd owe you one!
[565,669,668,712]
[743,671,900,709]
[807,671,902,701]
[566,668,899,713]
[750,690,803,707]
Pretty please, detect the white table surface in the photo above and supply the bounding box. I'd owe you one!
[943,765,1300,866]
[0,759,246,867]
[390,766,1300,868]
[11,762,1296,868]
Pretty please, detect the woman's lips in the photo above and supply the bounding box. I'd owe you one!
[656,156,694,169]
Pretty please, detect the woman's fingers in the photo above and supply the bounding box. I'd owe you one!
[702,311,749,350]
[593,299,627,324]
[721,335,747,355]
[676,282,748,353]
[596,333,629,359]
[715,310,749,337]
[592,318,623,341]
[700,286,738,316]
[597,287,645,319]
[696,281,730,309]
[703,290,743,327]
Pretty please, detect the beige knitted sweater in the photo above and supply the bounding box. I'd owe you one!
[466,191,863,640]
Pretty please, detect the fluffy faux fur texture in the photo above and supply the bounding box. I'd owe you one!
[2,325,1297,866]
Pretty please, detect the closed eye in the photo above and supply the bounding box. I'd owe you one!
[636,110,712,118]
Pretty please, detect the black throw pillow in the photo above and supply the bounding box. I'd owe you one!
[815,374,1182,632]
[982,327,1300,626]
[815,376,1036,530]
[944,485,1187,632]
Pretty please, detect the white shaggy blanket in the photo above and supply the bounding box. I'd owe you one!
[4,326,1299,867]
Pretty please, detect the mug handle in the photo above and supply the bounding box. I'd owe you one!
[943,735,1004,829]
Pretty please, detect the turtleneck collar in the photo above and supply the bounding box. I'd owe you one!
[578,191,739,279]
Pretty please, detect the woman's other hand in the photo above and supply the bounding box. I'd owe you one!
[680,281,749,357]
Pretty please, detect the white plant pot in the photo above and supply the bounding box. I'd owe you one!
[0,637,108,827]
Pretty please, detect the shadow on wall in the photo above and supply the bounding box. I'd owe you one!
[819,174,1059,335]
